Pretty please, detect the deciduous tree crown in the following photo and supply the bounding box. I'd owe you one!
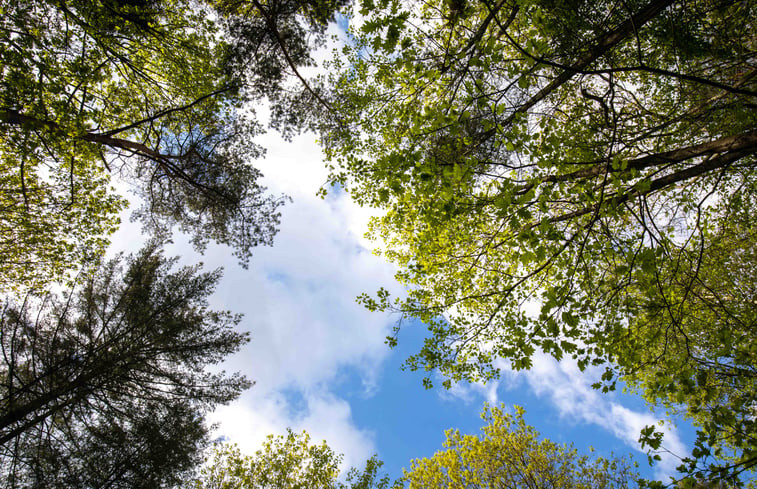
[320,0,757,484]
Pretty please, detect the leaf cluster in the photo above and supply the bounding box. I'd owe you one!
[320,0,757,484]
[400,404,638,489]
[186,429,390,489]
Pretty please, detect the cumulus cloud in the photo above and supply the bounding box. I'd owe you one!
[102,8,399,463]
[109,128,400,471]
[209,391,376,472]
[482,353,688,480]
[196,134,397,465]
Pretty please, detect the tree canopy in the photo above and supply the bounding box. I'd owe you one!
[400,404,637,489]
[186,430,389,489]
[321,0,757,483]
[0,0,344,291]
[0,243,250,488]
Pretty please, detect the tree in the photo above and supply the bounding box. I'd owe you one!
[320,0,757,483]
[400,404,637,489]
[0,243,251,488]
[0,0,344,291]
[4,399,210,489]
[186,430,389,489]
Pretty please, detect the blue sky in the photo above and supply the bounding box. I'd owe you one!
[110,125,695,485]
[107,19,697,486]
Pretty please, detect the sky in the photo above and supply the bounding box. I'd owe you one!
[109,126,696,485]
[107,17,697,487]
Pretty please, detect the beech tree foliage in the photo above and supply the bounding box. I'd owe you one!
[400,404,637,489]
[321,0,757,483]
[186,430,389,489]
[0,0,344,291]
[0,244,250,488]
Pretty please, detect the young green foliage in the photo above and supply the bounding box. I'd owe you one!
[321,0,757,483]
[401,404,638,489]
[186,430,389,489]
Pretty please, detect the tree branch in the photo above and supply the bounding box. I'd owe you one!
[248,0,337,116]
[548,147,755,224]
[514,128,757,195]
[100,87,235,137]
[486,0,676,128]
[1,108,236,204]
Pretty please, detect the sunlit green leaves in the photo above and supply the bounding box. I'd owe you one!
[320,0,757,484]
[187,430,389,489]
[401,404,638,489]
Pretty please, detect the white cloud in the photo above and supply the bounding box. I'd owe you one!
[483,352,688,480]
[96,13,395,480]
[177,132,399,390]
[297,393,377,470]
[109,129,400,472]
[208,390,375,472]
[439,375,500,405]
